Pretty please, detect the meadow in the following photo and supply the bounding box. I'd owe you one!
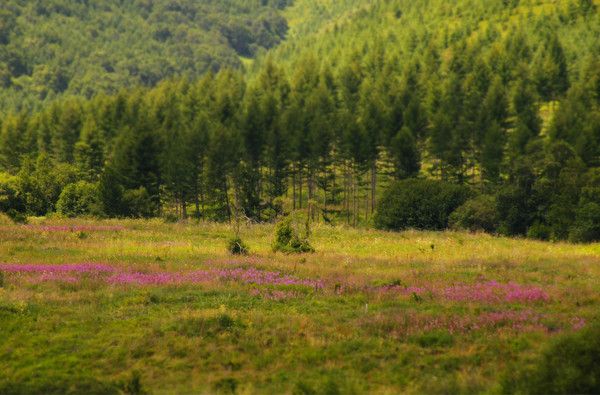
[1,217,599,394]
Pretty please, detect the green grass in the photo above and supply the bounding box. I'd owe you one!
[1,217,599,394]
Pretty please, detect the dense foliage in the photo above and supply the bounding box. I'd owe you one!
[0,0,599,242]
[374,179,470,231]
[0,0,291,110]
[505,323,600,394]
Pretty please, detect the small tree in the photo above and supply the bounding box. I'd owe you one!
[228,182,250,255]
[56,181,103,218]
[272,210,314,254]
[0,172,26,222]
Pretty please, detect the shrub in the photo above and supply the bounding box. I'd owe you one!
[504,323,600,394]
[527,221,552,241]
[227,237,249,255]
[273,212,314,254]
[0,172,26,222]
[374,178,470,231]
[449,194,498,233]
[496,185,535,236]
[122,187,155,218]
[56,181,103,217]
[569,202,600,243]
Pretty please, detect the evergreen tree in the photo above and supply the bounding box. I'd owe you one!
[389,126,420,180]
[74,118,105,182]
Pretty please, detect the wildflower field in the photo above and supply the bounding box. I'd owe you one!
[1,218,599,394]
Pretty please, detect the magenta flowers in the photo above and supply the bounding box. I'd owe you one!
[107,268,324,288]
[377,280,549,304]
[22,225,125,232]
[443,281,549,303]
[0,263,323,289]
[0,263,115,273]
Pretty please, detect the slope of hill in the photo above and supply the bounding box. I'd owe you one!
[0,0,291,110]
[261,0,599,81]
[0,0,599,243]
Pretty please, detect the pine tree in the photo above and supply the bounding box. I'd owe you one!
[74,118,105,182]
[481,121,505,184]
[390,126,420,180]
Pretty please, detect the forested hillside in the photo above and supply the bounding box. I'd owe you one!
[1,0,600,242]
[0,0,290,110]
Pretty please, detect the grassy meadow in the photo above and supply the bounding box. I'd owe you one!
[1,217,600,394]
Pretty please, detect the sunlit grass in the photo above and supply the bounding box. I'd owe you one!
[1,218,599,393]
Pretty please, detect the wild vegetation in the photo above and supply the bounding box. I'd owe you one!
[1,0,599,243]
[1,2,600,391]
[0,217,599,393]
[0,0,291,110]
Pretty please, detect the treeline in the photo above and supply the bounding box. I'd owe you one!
[0,0,291,110]
[0,0,599,242]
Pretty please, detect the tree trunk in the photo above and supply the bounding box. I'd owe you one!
[224,179,232,223]
[370,162,376,214]
[292,163,297,210]
[299,168,303,209]
[345,163,350,225]
[181,193,187,219]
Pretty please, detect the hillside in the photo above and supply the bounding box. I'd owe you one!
[261,0,599,83]
[0,0,291,110]
[1,0,600,243]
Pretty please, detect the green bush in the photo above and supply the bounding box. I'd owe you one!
[0,172,26,222]
[504,324,600,394]
[527,221,552,241]
[56,181,103,217]
[449,195,499,233]
[227,237,249,255]
[569,202,600,243]
[273,213,314,254]
[122,187,155,218]
[374,178,470,231]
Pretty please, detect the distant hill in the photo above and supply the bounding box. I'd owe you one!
[260,0,599,81]
[0,0,291,110]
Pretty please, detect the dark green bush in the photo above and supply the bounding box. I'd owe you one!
[527,221,552,241]
[569,202,600,243]
[0,172,26,222]
[56,181,103,217]
[504,324,600,394]
[228,237,249,255]
[449,194,499,233]
[374,178,470,231]
[273,213,314,254]
[122,187,155,218]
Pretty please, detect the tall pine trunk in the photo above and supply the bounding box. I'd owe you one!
[292,163,297,210]
[370,162,376,214]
